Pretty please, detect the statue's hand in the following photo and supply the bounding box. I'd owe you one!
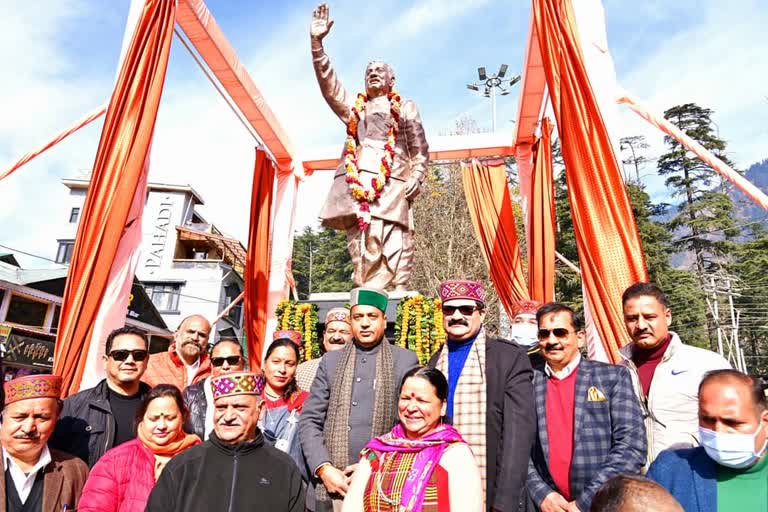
[405,176,421,201]
[311,3,334,41]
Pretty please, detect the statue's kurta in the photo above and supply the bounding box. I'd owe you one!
[312,42,429,290]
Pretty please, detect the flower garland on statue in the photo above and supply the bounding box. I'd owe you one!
[395,296,447,365]
[344,91,401,231]
[275,300,319,363]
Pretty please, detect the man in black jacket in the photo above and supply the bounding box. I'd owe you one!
[146,372,305,512]
[50,325,151,467]
[428,280,536,512]
[183,338,246,440]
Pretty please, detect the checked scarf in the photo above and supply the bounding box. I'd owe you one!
[319,339,396,502]
[435,328,487,500]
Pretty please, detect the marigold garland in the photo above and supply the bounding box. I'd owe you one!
[274,300,319,363]
[344,91,401,231]
[394,295,446,365]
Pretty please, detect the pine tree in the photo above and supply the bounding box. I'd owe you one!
[291,226,354,299]
[657,103,740,275]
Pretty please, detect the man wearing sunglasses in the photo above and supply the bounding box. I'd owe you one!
[427,279,536,512]
[51,325,151,467]
[183,338,246,440]
[527,303,646,512]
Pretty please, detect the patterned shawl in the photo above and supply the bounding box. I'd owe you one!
[320,339,396,502]
[365,423,465,512]
[436,328,487,499]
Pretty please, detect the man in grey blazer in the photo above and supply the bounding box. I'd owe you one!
[299,287,419,511]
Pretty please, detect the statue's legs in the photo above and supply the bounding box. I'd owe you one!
[346,218,411,290]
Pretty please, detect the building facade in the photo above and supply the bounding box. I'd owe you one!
[58,179,245,342]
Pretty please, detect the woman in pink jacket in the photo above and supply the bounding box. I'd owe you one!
[78,384,201,512]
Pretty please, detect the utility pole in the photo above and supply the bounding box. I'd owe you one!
[466,65,520,132]
[725,278,747,372]
[308,240,313,298]
[706,275,724,357]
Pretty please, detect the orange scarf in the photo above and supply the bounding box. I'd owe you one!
[138,423,201,456]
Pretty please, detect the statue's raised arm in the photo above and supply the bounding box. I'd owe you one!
[310,3,352,123]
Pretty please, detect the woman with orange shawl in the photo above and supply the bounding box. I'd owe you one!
[78,384,201,512]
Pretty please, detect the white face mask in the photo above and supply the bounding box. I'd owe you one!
[511,323,539,348]
[699,425,768,469]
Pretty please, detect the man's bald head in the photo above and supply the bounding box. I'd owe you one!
[174,314,211,366]
[589,475,683,512]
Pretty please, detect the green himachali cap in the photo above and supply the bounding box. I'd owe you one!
[350,287,389,313]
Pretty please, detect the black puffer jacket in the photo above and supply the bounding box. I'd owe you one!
[50,379,151,467]
[182,379,207,440]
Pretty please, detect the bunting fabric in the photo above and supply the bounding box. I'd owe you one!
[461,158,529,318]
[528,118,556,303]
[243,149,276,373]
[533,0,648,361]
[53,0,176,397]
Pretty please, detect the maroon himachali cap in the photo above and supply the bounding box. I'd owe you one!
[439,279,485,304]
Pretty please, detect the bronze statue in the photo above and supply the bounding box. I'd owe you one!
[311,3,429,292]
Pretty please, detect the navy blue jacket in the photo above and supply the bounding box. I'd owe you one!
[647,447,716,512]
[527,359,647,511]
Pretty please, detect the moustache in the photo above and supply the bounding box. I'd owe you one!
[183,341,201,347]
[14,433,40,440]
[328,338,345,345]
[448,319,468,327]
[543,344,563,352]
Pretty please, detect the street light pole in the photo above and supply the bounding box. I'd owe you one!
[467,64,520,132]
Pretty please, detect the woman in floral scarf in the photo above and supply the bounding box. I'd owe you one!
[343,367,483,512]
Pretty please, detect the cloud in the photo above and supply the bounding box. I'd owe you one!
[612,0,768,198]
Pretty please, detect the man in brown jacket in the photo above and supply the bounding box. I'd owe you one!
[143,314,212,389]
[1,375,88,511]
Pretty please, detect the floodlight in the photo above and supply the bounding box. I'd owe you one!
[467,84,479,91]
[509,75,521,86]
[478,67,487,81]
[498,64,508,78]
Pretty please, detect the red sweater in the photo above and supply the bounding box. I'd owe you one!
[546,368,579,501]
[632,334,671,396]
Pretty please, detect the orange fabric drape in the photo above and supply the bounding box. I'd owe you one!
[243,149,276,372]
[533,0,648,362]
[528,118,556,303]
[53,0,176,396]
[0,104,107,182]
[461,159,529,317]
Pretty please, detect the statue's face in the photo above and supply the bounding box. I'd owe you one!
[365,61,395,97]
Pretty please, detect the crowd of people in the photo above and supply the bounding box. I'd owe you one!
[0,280,764,511]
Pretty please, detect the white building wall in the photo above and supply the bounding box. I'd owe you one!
[58,182,242,339]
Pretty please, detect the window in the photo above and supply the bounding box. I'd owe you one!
[56,240,75,264]
[69,207,80,223]
[4,294,49,328]
[223,284,242,326]
[145,283,181,313]
[51,305,61,332]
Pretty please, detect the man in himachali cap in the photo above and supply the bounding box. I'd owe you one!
[510,300,545,370]
[1,375,89,510]
[295,308,353,392]
[427,279,537,510]
[146,370,305,511]
[298,286,419,510]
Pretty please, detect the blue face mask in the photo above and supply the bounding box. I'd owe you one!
[511,323,539,348]
[699,426,768,469]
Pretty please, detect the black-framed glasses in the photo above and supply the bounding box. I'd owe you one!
[441,305,479,316]
[537,328,572,340]
[211,355,242,367]
[109,349,148,362]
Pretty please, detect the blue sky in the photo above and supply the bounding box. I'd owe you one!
[1,0,766,268]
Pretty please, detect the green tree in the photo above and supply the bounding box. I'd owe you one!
[292,226,354,299]
[657,103,740,275]
[620,135,651,184]
[726,229,768,374]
